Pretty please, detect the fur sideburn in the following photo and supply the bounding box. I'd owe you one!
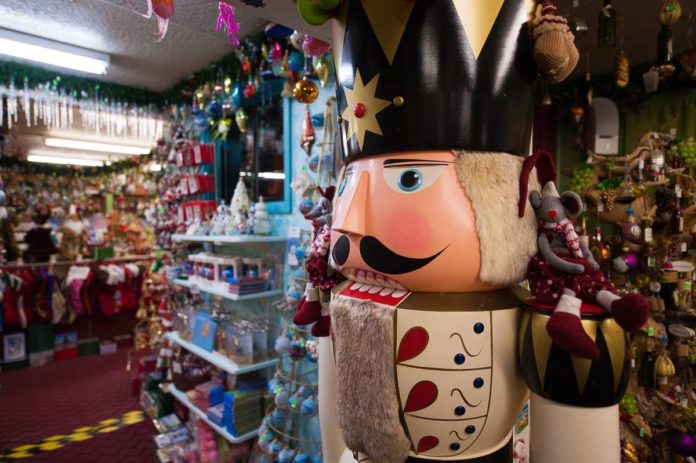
[454,151,540,287]
[331,295,411,463]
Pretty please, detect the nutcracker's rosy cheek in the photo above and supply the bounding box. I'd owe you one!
[380,209,431,254]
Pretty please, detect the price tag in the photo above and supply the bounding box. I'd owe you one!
[682,242,688,253]
[598,200,605,212]
[644,227,653,243]
[676,185,683,198]
[648,256,656,267]
[670,128,677,137]
[194,145,202,164]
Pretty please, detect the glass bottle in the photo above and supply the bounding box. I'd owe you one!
[598,0,617,49]
[657,25,674,64]
[638,338,656,389]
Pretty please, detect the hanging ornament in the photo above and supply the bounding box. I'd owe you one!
[271,42,284,75]
[235,108,248,133]
[300,106,316,154]
[244,80,256,99]
[288,51,305,73]
[299,198,314,215]
[216,2,241,47]
[290,31,306,50]
[293,77,319,104]
[242,57,253,76]
[658,0,682,25]
[302,35,331,57]
[597,0,617,49]
[293,451,311,463]
[314,56,331,87]
[308,155,320,172]
[614,50,629,89]
[265,23,294,39]
[136,0,174,42]
[231,81,243,108]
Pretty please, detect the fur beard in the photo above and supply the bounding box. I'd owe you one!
[331,295,411,463]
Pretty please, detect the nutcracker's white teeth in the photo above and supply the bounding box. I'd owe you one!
[345,268,409,296]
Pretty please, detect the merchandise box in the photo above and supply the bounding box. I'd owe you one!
[77,337,100,356]
[2,332,27,363]
[99,340,117,355]
[54,331,78,349]
[27,323,55,353]
[54,345,78,362]
[29,350,54,367]
[192,312,218,352]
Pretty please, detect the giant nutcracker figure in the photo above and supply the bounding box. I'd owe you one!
[291,1,643,462]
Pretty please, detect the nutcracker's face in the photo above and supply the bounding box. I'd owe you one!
[330,151,494,292]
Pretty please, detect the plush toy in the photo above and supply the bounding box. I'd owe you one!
[520,151,649,359]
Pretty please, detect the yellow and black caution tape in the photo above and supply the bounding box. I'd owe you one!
[0,410,146,461]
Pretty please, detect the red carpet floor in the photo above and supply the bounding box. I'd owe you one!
[0,349,154,462]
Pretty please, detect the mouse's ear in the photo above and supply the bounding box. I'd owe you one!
[560,191,583,218]
[529,191,542,210]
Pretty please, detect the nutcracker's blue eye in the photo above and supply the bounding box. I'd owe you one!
[383,163,448,195]
[398,169,423,192]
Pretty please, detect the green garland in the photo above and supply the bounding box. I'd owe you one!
[0,60,163,105]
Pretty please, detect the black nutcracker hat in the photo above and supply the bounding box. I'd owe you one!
[328,0,538,162]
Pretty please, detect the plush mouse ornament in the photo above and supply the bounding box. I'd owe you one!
[521,151,649,359]
[532,0,580,83]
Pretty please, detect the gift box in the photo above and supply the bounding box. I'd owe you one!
[29,350,54,367]
[54,345,78,361]
[77,337,100,356]
[28,323,55,353]
[99,340,117,355]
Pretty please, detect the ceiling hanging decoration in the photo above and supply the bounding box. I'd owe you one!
[216,2,241,47]
[136,0,175,42]
[0,75,165,142]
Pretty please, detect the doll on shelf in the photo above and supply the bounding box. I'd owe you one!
[60,205,87,261]
[521,150,650,359]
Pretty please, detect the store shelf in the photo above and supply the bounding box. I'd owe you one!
[172,278,283,301]
[167,384,257,444]
[165,331,279,375]
[172,234,286,244]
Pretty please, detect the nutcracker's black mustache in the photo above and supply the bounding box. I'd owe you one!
[332,234,447,275]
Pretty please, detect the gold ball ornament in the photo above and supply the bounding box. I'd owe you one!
[235,108,249,133]
[293,77,319,104]
[315,56,331,87]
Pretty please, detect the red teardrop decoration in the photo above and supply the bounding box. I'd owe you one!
[417,435,439,453]
[397,326,429,362]
[404,381,438,413]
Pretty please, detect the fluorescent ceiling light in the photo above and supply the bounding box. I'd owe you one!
[45,138,151,155]
[0,28,110,75]
[239,171,286,180]
[28,155,104,167]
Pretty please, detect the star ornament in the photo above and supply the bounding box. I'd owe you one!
[341,70,391,152]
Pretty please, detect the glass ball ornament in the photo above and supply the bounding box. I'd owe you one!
[270,409,285,427]
[293,77,319,104]
[235,108,249,133]
[269,439,283,456]
[286,288,301,304]
[274,335,291,354]
[299,198,314,215]
[315,56,331,87]
[288,393,301,411]
[293,451,311,463]
[293,268,307,281]
[288,51,305,71]
[244,82,256,99]
[295,246,306,261]
[298,385,314,399]
[301,396,318,417]
[231,81,243,108]
[308,155,320,172]
[205,101,223,120]
[275,390,290,409]
[312,453,323,463]
[258,430,274,451]
[278,447,296,463]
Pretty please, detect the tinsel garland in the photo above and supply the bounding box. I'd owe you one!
[0,60,162,104]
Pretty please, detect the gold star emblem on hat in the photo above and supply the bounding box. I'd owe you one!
[341,70,391,152]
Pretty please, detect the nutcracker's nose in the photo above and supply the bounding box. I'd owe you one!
[333,171,369,236]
